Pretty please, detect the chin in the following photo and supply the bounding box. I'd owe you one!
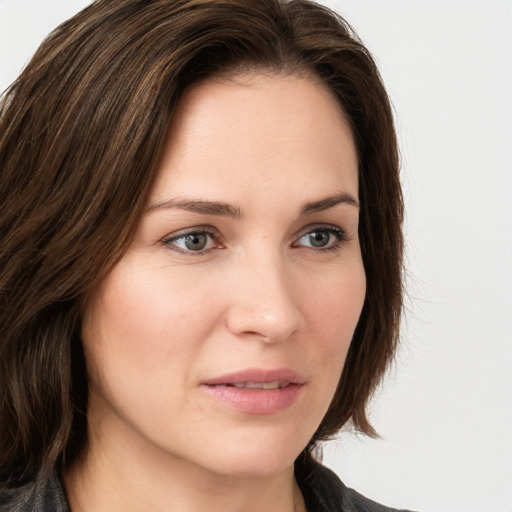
[206,454,297,479]
[188,432,306,479]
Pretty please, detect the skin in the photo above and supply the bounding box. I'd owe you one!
[65,73,366,512]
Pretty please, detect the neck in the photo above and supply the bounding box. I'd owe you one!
[63,429,306,512]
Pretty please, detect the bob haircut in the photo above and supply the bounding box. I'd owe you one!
[0,0,403,485]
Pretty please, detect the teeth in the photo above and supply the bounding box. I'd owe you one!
[231,381,290,389]
[259,381,279,390]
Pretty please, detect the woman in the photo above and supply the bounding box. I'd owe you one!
[0,0,405,511]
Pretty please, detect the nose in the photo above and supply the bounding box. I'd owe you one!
[225,252,304,343]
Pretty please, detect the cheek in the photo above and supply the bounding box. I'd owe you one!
[305,261,366,343]
[303,260,366,390]
[80,260,218,390]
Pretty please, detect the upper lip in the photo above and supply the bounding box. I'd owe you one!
[202,368,305,386]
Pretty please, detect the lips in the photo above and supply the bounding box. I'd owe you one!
[202,368,305,387]
[229,381,290,389]
[201,368,305,414]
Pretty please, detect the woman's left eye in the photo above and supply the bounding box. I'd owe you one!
[164,229,218,254]
[294,227,346,250]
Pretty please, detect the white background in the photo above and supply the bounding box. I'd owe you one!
[1,1,511,511]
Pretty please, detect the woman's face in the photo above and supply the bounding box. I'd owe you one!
[81,73,365,478]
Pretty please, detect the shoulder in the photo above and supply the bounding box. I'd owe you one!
[0,482,34,512]
[0,473,70,512]
[297,457,415,512]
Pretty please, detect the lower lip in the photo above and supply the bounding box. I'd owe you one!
[202,384,303,415]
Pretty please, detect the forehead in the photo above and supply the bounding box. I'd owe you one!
[150,72,358,205]
[171,71,349,136]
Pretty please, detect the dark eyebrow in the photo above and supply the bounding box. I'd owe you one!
[147,192,357,219]
[146,198,243,219]
[301,192,359,215]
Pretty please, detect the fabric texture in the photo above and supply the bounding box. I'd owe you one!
[0,472,69,512]
[0,460,414,512]
[297,459,414,512]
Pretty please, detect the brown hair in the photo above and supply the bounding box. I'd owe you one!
[0,0,403,485]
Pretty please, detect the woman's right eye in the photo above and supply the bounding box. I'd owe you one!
[163,229,218,254]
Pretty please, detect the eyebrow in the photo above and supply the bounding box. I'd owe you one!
[147,198,243,219]
[147,192,359,218]
[300,192,359,215]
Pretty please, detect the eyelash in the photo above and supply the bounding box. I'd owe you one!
[162,224,348,256]
[162,226,220,255]
[293,225,348,253]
